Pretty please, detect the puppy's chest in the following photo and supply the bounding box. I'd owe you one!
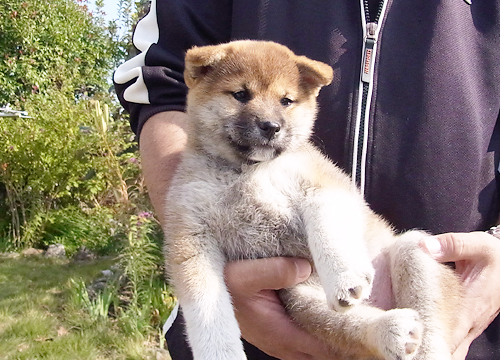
[192,168,309,260]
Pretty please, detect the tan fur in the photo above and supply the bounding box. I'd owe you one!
[163,40,461,360]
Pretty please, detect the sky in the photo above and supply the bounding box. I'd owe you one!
[89,0,122,22]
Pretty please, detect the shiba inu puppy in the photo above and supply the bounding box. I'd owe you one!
[163,40,461,360]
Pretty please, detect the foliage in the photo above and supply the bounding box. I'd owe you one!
[68,213,175,339]
[70,276,119,320]
[0,0,147,248]
[120,213,160,288]
[0,91,142,247]
[117,213,173,337]
[21,206,119,255]
[0,0,121,105]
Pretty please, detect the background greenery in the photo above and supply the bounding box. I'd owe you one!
[0,0,148,249]
[0,0,174,357]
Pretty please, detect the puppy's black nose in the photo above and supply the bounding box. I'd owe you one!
[258,121,281,140]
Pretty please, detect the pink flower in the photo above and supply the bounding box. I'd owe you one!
[138,211,153,218]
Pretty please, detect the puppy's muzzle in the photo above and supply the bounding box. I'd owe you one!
[257,120,281,140]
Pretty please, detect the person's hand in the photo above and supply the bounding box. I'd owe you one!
[224,257,338,360]
[421,232,500,360]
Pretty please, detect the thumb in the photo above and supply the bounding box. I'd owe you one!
[421,232,494,263]
[225,257,312,295]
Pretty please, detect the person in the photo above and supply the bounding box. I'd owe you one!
[114,0,500,359]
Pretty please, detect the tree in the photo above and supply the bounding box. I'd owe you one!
[0,0,119,105]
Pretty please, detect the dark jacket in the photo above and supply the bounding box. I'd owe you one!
[114,0,500,358]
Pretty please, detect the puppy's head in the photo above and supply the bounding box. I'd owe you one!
[184,40,333,165]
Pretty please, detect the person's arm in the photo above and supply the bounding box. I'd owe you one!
[139,111,188,222]
[421,232,500,360]
[114,0,232,136]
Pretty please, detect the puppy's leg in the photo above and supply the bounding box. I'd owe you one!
[169,244,246,360]
[281,280,424,360]
[302,188,375,311]
[389,231,461,360]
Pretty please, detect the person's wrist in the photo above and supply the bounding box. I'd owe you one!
[487,225,500,239]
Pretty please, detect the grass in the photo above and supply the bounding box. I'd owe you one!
[0,254,171,360]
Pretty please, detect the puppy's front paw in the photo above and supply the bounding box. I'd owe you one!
[373,308,423,360]
[326,266,374,312]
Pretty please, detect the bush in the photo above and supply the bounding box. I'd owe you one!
[22,206,120,255]
[0,0,120,105]
[0,91,141,247]
[0,0,143,249]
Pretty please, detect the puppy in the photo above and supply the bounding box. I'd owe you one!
[163,40,461,360]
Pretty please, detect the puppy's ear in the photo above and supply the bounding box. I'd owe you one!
[295,56,333,96]
[184,45,227,88]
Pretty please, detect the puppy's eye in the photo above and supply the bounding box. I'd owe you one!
[232,90,251,103]
[280,97,294,107]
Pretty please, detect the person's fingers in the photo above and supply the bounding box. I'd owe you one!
[421,232,495,262]
[242,302,332,360]
[225,257,312,294]
[449,310,488,354]
[421,231,500,358]
[452,339,471,360]
[225,258,337,359]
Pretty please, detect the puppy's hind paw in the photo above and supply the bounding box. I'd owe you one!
[373,308,423,360]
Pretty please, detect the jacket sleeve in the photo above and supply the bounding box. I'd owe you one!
[113,0,232,135]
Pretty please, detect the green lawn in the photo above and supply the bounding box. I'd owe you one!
[0,255,169,360]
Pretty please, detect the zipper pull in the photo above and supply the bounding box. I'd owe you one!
[361,22,378,83]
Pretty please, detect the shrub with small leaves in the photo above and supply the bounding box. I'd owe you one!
[0,0,121,105]
[0,90,141,247]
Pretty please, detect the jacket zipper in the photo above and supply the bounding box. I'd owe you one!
[351,0,388,194]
